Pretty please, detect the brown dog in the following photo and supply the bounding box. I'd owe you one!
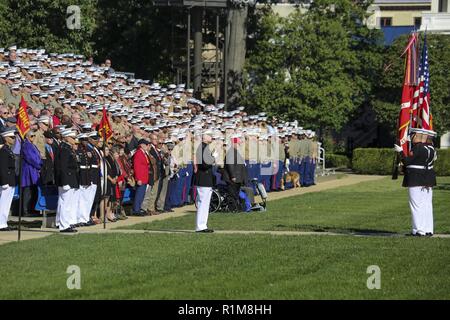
[280,171,301,190]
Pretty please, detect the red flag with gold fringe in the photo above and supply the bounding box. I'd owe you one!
[98,106,113,141]
[16,96,31,139]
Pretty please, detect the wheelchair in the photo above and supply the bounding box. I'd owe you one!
[194,179,267,213]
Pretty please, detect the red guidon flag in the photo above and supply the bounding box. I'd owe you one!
[398,33,419,156]
[98,106,113,141]
[16,96,31,139]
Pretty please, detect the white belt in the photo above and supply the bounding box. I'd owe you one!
[79,165,89,169]
[407,165,433,170]
[91,165,99,168]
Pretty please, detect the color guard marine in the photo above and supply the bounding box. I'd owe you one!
[395,127,437,237]
[0,128,17,231]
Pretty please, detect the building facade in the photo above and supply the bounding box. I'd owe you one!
[366,0,431,44]
[420,0,450,33]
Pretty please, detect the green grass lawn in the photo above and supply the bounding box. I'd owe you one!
[1,176,449,299]
[0,233,449,299]
[124,177,450,235]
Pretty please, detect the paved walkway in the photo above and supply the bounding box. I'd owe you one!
[0,174,410,245]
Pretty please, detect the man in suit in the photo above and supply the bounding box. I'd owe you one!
[395,128,438,237]
[55,129,80,233]
[144,134,164,214]
[0,128,17,231]
[224,135,248,205]
[40,130,56,185]
[193,130,217,233]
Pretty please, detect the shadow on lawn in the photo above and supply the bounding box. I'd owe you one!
[144,229,194,234]
[8,220,42,229]
[275,224,402,237]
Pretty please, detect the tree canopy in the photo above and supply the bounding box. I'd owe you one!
[241,0,385,132]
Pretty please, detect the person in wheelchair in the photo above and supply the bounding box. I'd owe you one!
[220,136,254,212]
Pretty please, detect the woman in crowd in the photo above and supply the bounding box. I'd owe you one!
[111,146,129,220]
[21,130,43,217]
[104,144,121,222]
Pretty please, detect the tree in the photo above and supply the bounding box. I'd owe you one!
[373,34,450,136]
[94,0,186,81]
[241,0,384,133]
[0,0,97,56]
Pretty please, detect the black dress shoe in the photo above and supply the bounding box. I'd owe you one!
[196,229,214,233]
[0,227,13,231]
[134,212,145,216]
[426,232,433,237]
[60,228,77,233]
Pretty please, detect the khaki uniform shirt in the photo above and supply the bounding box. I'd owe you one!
[34,129,46,159]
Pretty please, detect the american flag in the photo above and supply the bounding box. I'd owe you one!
[417,33,432,130]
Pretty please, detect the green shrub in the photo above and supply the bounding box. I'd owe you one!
[352,148,450,176]
[352,148,394,175]
[435,149,450,176]
[326,153,350,168]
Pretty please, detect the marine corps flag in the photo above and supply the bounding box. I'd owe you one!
[98,106,113,141]
[398,32,419,156]
[16,96,31,139]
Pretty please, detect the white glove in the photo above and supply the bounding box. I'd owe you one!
[62,185,70,191]
[394,144,403,153]
[2,184,9,190]
[186,172,189,177]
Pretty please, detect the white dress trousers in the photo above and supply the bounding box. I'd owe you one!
[56,187,77,230]
[0,186,15,229]
[77,184,97,224]
[408,187,433,235]
[70,188,81,225]
[195,186,212,231]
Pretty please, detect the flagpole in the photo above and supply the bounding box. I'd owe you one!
[17,137,23,241]
[103,110,107,230]
[16,96,30,241]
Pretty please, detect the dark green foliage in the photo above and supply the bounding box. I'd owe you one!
[241,0,384,131]
[352,148,394,174]
[352,148,450,176]
[326,153,350,168]
[434,149,450,176]
[0,0,97,56]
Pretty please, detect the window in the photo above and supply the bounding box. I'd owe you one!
[379,17,393,27]
[439,0,448,13]
[414,17,422,28]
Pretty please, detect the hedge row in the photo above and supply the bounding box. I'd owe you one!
[351,148,450,176]
[325,153,351,169]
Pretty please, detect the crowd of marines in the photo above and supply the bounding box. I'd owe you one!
[0,46,320,233]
